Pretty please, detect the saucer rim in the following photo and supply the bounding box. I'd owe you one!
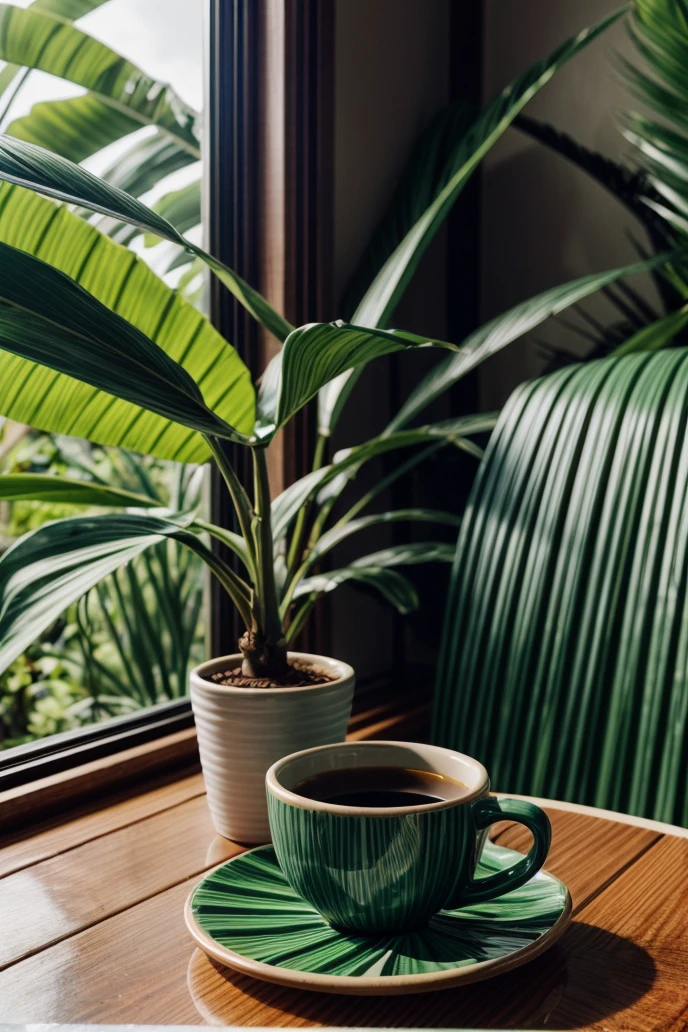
[184,843,573,996]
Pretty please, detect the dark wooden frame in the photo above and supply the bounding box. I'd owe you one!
[206,0,334,658]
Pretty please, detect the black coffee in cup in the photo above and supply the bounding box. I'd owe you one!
[292,765,468,807]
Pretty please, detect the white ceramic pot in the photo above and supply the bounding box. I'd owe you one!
[190,651,355,844]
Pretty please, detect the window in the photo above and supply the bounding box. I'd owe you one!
[0,0,205,753]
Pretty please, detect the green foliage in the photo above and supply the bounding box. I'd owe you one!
[0,2,681,686]
[0,181,253,462]
[433,349,688,825]
[0,428,205,747]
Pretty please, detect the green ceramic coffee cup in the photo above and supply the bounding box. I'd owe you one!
[266,740,551,934]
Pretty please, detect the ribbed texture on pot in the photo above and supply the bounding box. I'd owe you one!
[190,653,355,844]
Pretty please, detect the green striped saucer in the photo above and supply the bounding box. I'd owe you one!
[185,841,572,995]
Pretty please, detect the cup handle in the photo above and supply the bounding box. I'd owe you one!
[460,797,552,906]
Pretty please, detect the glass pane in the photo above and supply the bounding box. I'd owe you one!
[0,0,205,749]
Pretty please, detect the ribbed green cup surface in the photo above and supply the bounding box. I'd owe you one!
[268,793,481,932]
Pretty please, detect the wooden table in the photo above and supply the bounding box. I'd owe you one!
[1,762,687,1030]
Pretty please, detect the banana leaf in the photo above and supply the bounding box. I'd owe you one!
[0,184,254,460]
[0,4,199,163]
[255,322,459,440]
[0,135,291,343]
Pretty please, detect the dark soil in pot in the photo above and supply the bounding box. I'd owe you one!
[208,660,336,689]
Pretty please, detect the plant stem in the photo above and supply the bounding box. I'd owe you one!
[205,436,257,577]
[286,432,328,576]
[286,593,318,644]
[251,446,283,643]
[238,447,288,678]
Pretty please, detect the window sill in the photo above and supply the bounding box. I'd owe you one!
[0,672,431,834]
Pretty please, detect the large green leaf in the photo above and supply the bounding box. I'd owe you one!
[433,348,688,826]
[0,4,199,163]
[0,511,195,673]
[317,6,625,436]
[0,183,254,461]
[0,0,111,108]
[0,134,292,343]
[0,239,246,444]
[387,252,677,433]
[0,473,161,508]
[255,322,459,440]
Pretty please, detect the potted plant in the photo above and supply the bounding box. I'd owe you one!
[0,5,672,841]
[0,132,486,841]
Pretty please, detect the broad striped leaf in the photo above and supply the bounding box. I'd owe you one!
[255,322,459,440]
[433,348,688,825]
[387,252,677,434]
[0,4,199,162]
[0,183,254,461]
[0,240,245,444]
[317,6,625,435]
[0,135,292,343]
[0,511,196,673]
[7,95,149,166]
[0,0,112,107]
[0,474,161,508]
[292,567,419,615]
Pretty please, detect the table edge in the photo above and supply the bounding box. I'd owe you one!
[496,793,688,839]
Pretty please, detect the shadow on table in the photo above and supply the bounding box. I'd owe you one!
[187,921,655,1029]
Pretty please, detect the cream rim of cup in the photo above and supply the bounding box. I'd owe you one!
[266,740,490,816]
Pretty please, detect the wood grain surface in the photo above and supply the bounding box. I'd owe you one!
[0,714,686,1030]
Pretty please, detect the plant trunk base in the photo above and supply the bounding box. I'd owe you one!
[238,631,288,680]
